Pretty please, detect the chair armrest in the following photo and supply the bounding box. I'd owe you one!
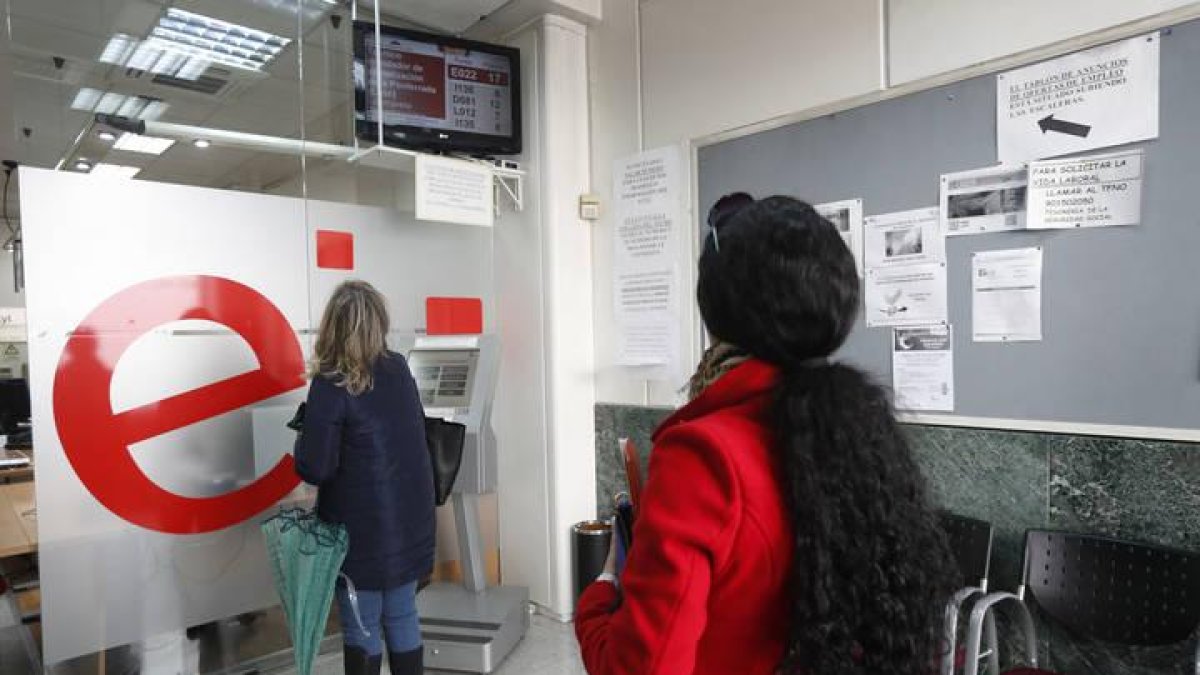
[943,587,984,675]
[963,592,1038,675]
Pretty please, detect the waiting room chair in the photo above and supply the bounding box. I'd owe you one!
[963,531,1200,675]
[939,512,1002,675]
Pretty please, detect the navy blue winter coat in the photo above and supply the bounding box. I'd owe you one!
[294,352,436,590]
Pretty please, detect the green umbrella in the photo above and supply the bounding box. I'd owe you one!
[262,508,367,675]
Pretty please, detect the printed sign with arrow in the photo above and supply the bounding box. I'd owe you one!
[997,33,1159,163]
[1038,114,1091,138]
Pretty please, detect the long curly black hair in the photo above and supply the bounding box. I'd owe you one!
[698,194,954,675]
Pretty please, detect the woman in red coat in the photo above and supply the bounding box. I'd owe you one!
[576,194,954,675]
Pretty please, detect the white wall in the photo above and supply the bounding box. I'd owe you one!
[640,0,884,147]
[591,0,1200,406]
[493,15,597,618]
[587,0,647,405]
[888,0,1200,85]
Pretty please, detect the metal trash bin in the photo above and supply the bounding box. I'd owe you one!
[572,520,612,603]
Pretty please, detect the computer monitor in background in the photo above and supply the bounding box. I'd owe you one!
[0,378,30,434]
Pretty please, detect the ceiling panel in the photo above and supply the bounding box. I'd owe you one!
[6,0,163,43]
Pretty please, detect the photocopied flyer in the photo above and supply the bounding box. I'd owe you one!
[864,207,945,269]
[612,146,684,373]
[1027,149,1144,230]
[941,164,1028,236]
[973,247,1044,342]
[815,198,864,274]
[892,325,955,412]
[864,263,948,328]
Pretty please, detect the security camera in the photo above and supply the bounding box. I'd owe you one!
[331,14,342,29]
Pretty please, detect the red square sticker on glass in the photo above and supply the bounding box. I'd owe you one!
[316,230,354,270]
[426,297,483,335]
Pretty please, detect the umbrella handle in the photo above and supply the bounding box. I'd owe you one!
[338,573,371,639]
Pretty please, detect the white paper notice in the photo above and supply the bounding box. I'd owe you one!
[865,263,948,328]
[0,308,26,342]
[612,146,683,372]
[973,248,1043,342]
[1027,149,1143,230]
[815,199,864,274]
[415,155,494,227]
[864,207,945,269]
[941,165,1028,235]
[997,32,1160,163]
[614,269,675,324]
[864,207,947,328]
[617,321,677,367]
[893,325,954,412]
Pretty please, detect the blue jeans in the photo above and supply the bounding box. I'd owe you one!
[336,580,422,656]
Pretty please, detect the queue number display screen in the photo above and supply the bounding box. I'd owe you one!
[362,33,514,138]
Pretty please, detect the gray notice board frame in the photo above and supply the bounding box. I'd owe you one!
[697,18,1200,437]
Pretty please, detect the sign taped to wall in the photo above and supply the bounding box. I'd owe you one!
[997,33,1160,163]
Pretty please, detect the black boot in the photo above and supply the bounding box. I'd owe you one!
[343,645,383,675]
[387,647,423,675]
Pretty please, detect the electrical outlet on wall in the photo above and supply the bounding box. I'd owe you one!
[579,194,601,221]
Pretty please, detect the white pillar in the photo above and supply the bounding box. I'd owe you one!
[494,15,596,619]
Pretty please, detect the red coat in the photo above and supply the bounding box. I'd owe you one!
[576,359,793,675]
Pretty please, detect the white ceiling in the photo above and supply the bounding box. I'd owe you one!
[0,0,506,199]
[370,0,512,34]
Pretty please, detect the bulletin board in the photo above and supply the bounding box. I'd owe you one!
[696,18,1200,432]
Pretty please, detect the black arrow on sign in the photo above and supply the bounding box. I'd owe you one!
[1038,114,1091,138]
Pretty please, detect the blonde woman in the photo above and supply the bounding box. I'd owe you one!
[295,281,434,675]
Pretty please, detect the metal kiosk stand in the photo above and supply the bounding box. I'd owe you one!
[398,334,528,673]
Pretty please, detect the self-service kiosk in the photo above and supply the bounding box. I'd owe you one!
[398,334,528,673]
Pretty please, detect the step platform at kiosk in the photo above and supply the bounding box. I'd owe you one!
[400,334,529,673]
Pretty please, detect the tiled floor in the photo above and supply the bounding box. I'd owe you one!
[306,614,587,675]
[1,595,587,675]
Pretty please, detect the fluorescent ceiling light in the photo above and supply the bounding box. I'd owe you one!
[98,130,117,142]
[71,88,102,111]
[73,160,93,171]
[193,139,211,148]
[99,9,292,77]
[114,133,176,155]
[91,164,142,180]
[101,33,211,81]
[143,8,291,73]
[100,34,138,65]
[70,87,169,120]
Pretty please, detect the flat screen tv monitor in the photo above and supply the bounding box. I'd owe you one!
[353,22,522,156]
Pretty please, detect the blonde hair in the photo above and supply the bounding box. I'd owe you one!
[312,280,390,395]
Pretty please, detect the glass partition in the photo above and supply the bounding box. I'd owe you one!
[0,2,509,671]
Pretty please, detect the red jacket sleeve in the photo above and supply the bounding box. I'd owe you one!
[575,426,739,675]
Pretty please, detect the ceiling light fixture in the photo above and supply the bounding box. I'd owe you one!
[114,133,176,155]
[102,33,211,81]
[71,87,169,120]
[90,164,142,180]
[193,139,212,148]
[146,8,292,73]
[74,160,93,171]
[97,130,117,142]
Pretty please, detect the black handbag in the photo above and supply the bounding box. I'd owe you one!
[287,403,465,506]
[423,416,466,506]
